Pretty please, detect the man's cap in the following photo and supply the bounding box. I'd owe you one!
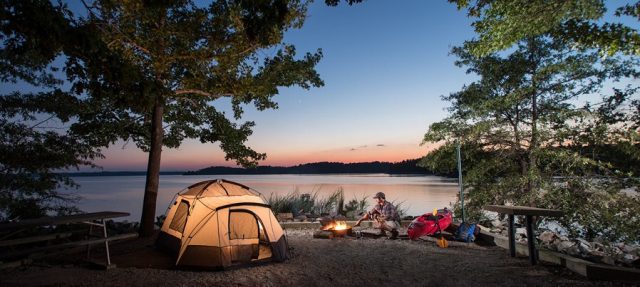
[373,192,385,199]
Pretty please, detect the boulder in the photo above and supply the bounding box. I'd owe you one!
[515,227,527,238]
[566,244,582,257]
[585,249,606,262]
[622,244,638,255]
[620,254,639,266]
[538,231,556,244]
[491,219,502,228]
[576,239,593,254]
[602,256,616,266]
[557,241,577,254]
[592,242,605,252]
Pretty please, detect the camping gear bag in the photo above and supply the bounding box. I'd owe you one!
[455,222,480,242]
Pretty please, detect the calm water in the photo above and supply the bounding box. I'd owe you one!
[63,174,460,221]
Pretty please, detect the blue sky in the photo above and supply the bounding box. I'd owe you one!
[6,1,635,171]
[98,0,478,170]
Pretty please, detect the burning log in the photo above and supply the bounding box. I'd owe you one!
[318,219,352,237]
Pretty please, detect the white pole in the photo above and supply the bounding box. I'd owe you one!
[457,142,464,223]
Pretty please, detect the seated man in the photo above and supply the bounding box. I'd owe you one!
[354,192,400,239]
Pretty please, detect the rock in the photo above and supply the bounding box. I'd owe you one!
[557,241,576,254]
[566,244,582,257]
[602,256,616,266]
[558,236,569,242]
[538,231,556,244]
[491,219,502,228]
[490,228,501,233]
[294,215,307,222]
[313,230,334,239]
[545,240,559,251]
[576,239,592,255]
[318,216,333,226]
[620,254,639,266]
[515,227,527,238]
[585,250,606,262]
[622,244,638,254]
[592,242,605,252]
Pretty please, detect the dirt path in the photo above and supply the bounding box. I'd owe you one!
[0,230,633,287]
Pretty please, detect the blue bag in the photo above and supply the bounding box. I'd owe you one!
[455,222,478,242]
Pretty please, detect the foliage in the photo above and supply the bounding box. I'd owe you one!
[0,119,95,220]
[0,0,103,220]
[344,194,369,217]
[267,186,353,217]
[450,0,640,56]
[389,199,409,219]
[0,0,324,235]
[420,35,640,242]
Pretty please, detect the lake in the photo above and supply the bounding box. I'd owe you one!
[63,174,460,221]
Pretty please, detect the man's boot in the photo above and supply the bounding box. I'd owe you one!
[390,229,399,240]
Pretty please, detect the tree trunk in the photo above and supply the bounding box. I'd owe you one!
[139,96,165,237]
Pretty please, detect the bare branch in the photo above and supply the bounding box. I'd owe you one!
[30,115,55,129]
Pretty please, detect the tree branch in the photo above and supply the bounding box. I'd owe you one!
[174,89,232,99]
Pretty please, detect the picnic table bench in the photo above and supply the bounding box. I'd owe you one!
[0,211,135,268]
[484,205,563,265]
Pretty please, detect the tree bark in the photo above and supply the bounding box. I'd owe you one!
[139,96,165,237]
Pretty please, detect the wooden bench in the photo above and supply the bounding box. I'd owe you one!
[0,211,132,268]
[484,205,563,265]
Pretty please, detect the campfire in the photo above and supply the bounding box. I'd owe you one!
[319,220,352,237]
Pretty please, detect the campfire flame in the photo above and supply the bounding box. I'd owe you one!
[322,220,349,231]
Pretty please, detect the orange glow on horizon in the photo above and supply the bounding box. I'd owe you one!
[94,141,442,171]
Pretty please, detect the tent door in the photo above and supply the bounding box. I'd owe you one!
[228,210,272,263]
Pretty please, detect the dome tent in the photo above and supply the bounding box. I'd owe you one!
[156,179,289,268]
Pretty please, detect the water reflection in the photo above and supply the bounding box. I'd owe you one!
[63,174,459,221]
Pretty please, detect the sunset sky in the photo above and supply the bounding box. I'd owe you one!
[9,1,630,171]
[94,1,476,171]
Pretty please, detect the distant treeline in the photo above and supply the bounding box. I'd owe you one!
[64,171,185,177]
[185,159,432,175]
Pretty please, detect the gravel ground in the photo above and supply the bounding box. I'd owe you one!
[0,229,636,287]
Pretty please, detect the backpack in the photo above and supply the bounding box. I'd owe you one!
[455,222,480,242]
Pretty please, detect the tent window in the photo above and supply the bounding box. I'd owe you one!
[229,211,259,240]
[169,201,189,233]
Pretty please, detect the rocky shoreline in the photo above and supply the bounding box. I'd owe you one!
[487,219,640,269]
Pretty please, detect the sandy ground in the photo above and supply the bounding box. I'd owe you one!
[0,229,636,287]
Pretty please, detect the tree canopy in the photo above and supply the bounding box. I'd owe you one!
[450,0,640,56]
[421,25,640,240]
[0,0,324,236]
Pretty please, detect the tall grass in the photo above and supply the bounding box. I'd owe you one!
[267,186,349,217]
[267,187,409,220]
[390,199,410,219]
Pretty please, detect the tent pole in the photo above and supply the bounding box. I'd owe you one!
[457,141,464,223]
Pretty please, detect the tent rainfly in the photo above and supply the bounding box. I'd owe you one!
[156,179,289,268]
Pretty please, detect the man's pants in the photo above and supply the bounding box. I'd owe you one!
[374,219,399,232]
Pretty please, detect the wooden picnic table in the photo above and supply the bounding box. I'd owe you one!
[484,205,563,265]
[0,211,133,268]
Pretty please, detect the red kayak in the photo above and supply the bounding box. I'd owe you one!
[407,208,453,240]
